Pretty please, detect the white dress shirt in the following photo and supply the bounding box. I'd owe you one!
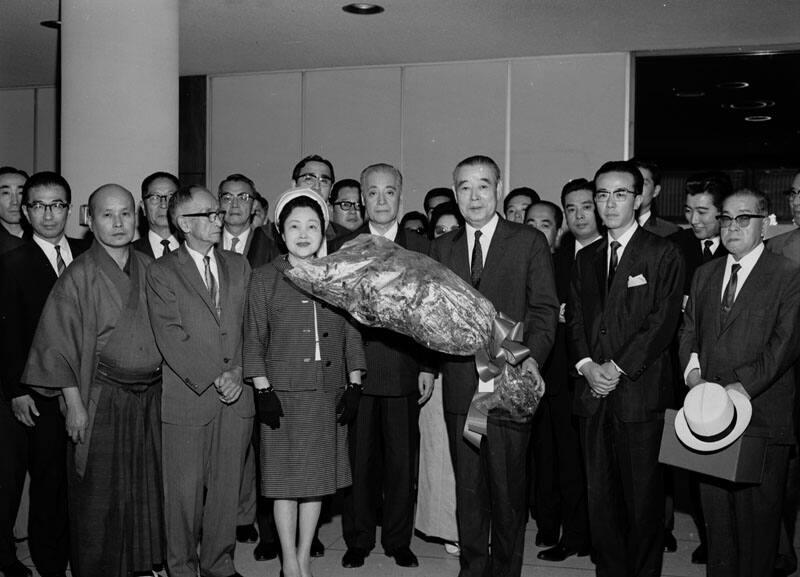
[465,213,500,268]
[185,244,219,292]
[222,227,251,254]
[148,230,179,257]
[369,220,399,242]
[33,234,73,275]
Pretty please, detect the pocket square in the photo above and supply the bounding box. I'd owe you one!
[627,274,647,287]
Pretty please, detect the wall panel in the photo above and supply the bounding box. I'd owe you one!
[34,87,57,172]
[0,89,35,172]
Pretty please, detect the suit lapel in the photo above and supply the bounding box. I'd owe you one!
[720,250,770,333]
[479,219,511,293]
[215,248,229,320]
[592,238,608,306]
[449,227,470,284]
[607,228,644,302]
[177,245,220,322]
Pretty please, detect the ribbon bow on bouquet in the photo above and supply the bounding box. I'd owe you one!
[475,313,530,380]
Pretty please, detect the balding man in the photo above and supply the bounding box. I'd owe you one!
[147,185,253,577]
[23,184,165,577]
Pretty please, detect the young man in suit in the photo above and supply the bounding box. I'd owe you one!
[133,171,180,258]
[0,167,28,256]
[632,159,679,238]
[680,188,800,576]
[431,155,558,577]
[528,180,597,562]
[0,172,89,577]
[335,163,435,569]
[147,185,254,577]
[567,160,685,577]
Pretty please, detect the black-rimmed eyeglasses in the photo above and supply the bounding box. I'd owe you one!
[717,214,764,229]
[182,210,226,223]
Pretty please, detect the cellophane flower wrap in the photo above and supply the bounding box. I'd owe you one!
[285,234,541,422]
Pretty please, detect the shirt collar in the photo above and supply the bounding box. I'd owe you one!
[608,221,638,248]
[185,242,215,265]
[726,241,764,269]
[368,220,399,241]
[637,210,652,227]
[465,213,500,240]
[222,227,251,252]
[32,233,67,253]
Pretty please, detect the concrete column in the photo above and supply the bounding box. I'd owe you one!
[60,0,179,236]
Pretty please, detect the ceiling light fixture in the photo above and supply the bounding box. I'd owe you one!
[744,115,772,122]
[342,3,384,15]
[673,89,705,98]
[717,81,749,89]
[726,100,775,110]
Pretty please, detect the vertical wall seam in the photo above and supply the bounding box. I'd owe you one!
[504,60,512,196]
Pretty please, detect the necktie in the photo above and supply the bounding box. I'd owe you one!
[204,255,219,311]
[702,240,713,263]
[721,263,741,323]
[607,240,621,290]
[470,230,483,288]
[230,237,240,253]
[54,244,66,277]
[160,239,171,257]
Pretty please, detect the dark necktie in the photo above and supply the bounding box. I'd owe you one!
[607,240,621,290]
[702,239,713,263]
[54,244,66,277]
[204,255,219,311]
[470,230,483,288]
[721,263,741,323]
[160,238,171,257]
[230,237,240,253]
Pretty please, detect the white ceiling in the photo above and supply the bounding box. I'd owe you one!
[2,0,799,89]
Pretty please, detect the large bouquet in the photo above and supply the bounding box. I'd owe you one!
[286,234,542,423]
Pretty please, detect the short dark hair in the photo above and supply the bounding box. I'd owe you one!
[423,187,455,213]
[218,173,256,195]
[0,166,29,180]
[560,178,592,208]
[453,155,501,185]
[22,171,71,204]
[141,171,179,199]
[727,188,769,215]
[429,201,465,239]
[253,192,268,212]
[594,160,644,195]
[277,194,325,234]
[503,187,540,214]
[292,155,335,183]
[400,211,428,233]
[685,171,732,211]
[330,179,361,204]
[630,158,661,186]
[528,201,564,229]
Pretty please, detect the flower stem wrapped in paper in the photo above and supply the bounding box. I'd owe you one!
[285,234,542,443]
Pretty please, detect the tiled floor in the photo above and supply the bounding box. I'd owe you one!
[15,511,723,577]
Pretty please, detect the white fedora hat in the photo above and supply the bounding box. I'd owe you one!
[675,382,751,452]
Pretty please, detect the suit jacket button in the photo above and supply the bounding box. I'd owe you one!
[224,357,230,363]
[323,332,329,338]
[325,361,332,367]
[600,328,607,335]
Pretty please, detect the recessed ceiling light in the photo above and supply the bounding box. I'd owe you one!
[744,115,772,122]
[725,100,775,110]
[717,81,750,89]
[673,89,705,98]
[40,19,61,29]
[342,3,384,15]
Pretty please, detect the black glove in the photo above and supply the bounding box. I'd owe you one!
[337,385,362,425]
[257,389,283,429]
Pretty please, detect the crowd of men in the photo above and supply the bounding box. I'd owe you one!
[0,156,799,577]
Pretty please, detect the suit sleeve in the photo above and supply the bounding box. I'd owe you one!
[566,250,591,364]
[146,261,219,394]
[243,267,270,380]
[344,316,367,379]
[614,242,685,379]
[678,265,702,373]
[524,232,559,365]
[734,266,800,397]
[0,255,28,398]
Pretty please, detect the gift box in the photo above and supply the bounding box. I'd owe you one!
[659,409,769,483]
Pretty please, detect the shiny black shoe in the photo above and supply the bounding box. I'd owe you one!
[342,547,368,568]
[536,542,590,562]
[691,542,707,564]
[663,531,678,553]
[535,531,558,548]
[311,535,325,557]
[253,540,280,561]
[386,546,419,568]
[236,523,258,543]
[0,560,32,577]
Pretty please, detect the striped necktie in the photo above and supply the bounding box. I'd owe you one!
[204,255,219,311]
[54,244,66,277]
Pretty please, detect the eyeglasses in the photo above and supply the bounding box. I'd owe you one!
[219,192,253,204]
[784,189,800,199]
[717,214,764,229]
[333,200,361,212]
[182,210,226,224]
[595,189,636,203]
[26,201,69,214]
[144,193,174,206]
[297,173,333,187]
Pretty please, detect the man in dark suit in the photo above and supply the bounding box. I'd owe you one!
[665,171,731,561]
[567,160,685,577]
[291,155,349,242]
[0,167,28,256]
[133,171,180,258]
[0,172,88,577]
[334,163,435,569]
[147,185,254,577]
[431,155,558,577]
[528,180,598,562]
[680,188,800,576]
[767,169,800,261]
[215,173,279,554]
[632,159,679,238]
